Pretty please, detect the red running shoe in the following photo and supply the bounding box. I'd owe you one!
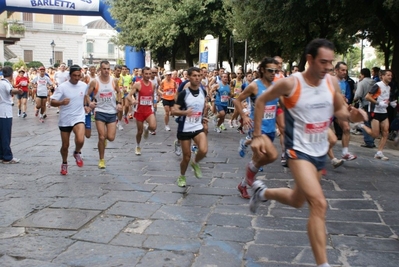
[73,153,84,167]
[237,183,250,199]
[60,164,68,175]
[124,116,129,124]
[245,163,257,186]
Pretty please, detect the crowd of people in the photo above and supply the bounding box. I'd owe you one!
[1,38,399,267]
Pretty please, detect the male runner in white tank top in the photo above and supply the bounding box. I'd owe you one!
[248,39,367,267]
[87,61,122,169]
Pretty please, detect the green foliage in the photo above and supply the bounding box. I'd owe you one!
[109,0,229,68]
[27,61,44,69]
[54,62,60,68]
[4,61,13,67]
[12,59,26,71]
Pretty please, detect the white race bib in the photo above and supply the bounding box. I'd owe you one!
[304,121,329,143]
[140,96,153,105]
[263,105,276,119]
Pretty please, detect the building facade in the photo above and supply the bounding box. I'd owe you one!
[4,12,85,67]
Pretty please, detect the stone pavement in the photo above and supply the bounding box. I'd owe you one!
[1,103,399,267]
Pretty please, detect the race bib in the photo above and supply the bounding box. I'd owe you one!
[140,96,153,105]
[187,111,202,124]
[234,88,241,95]
[166,89,174,96]
[21,81,28,86]
[263,105,276,119]
[304,121,329,143]
[38,80,46,85]
[99,92,112,102]
[221,95,229,102]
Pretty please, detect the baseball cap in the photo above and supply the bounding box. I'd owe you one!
[165,71,172,75]
[38,66,45,71]
[83,65,88,69]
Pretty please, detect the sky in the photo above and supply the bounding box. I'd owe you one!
[80,16,102,26]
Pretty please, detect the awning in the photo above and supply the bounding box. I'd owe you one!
[4,46,17,60]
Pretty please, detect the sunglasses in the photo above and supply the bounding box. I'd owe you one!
[266,68,278,74]
[152,72,157,74]
[237,73,242,74]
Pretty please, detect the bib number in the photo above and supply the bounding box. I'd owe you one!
[99,92,112,102]
[140,96,153,105]
[263,105,276,119]
[187,111,202,124]
[221,95,229,102]
[166,89,174,96]
[304,121,328,143]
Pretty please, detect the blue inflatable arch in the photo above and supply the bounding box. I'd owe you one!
[0,0,144,69]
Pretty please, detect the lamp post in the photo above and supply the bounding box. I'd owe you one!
[51,40,56,66]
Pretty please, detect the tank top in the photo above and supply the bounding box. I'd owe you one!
[150,77,159,99]
[249,79,278,134]
[283,72,335,157]
[232,79,243,98]
[215,82,230,106]
[161,79,176,100]
[94,77,117,114]
[136,80,154,113]
[178,88,205,133]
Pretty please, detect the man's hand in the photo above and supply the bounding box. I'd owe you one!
[89,101,97,109]
[241,116,253,129]
[62,98,70,105]
[116,103,123,112]
[349,106,368,122]
[186,108,193,117]
[250,135,269,159]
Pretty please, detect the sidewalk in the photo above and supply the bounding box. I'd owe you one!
[0,103,398,266]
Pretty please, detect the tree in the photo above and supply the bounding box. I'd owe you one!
[27,61,44,69]
[109,0,229,69]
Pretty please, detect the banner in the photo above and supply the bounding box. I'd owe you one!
[5,0,100,12]
[199,37,218,71]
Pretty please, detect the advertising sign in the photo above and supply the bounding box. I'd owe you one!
[199,37,218,71]
[5,0,100,12]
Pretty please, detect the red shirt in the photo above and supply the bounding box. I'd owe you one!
[15,76,29,92]
[172,77,182,86]
[136,80,154,113]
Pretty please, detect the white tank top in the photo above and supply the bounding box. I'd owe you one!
[283,72,335,157]
[94,76,117,114]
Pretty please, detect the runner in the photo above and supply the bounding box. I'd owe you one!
[31,66,53,122]
[87,61,122,169]
[171,67,208,187]
[210,73,231,133]
[234,57,279,199]
[127,67,157,155]
[159,71,177,131]
[248,39,367,267]
[50,65,88,175]
[15,67,29,118]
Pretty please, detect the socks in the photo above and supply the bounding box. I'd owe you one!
[342,147,348,155]
[317,263,331,267]
[248,161,259,173]
[259,188,267,201]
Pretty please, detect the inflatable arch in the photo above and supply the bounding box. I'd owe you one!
[0,0,144,69]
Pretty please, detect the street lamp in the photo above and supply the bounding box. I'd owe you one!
[51,40,56,66]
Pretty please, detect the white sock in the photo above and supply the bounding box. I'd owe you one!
[259,188,267,201]
[317,263,331,267]
[342,147,348,155]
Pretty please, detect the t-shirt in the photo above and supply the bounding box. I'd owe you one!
[50,81,86,127]
[0,79,13,118]
[32,75,53,97]
[15,76,29,92]
[54,71,69,86]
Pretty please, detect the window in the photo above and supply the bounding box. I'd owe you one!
[24,50,33,63]
[23,13,33,28]
[55,51,63,65]
[54,15,63,30]
[108,43,115,56]
[87,42,94,54]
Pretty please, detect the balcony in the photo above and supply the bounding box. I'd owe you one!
[24,21,86,34]
[4,20,25,39]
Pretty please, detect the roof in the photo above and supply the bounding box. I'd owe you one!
[4,46,17,60]
[85,19,114,30]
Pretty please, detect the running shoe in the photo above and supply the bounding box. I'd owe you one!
[117,122,124,131]
[73,153,84,167]
[165,125,171,131]
[191,161,202,178]
[18,110,21,117]
[128,113,133,119]
[230,120,235,128]
[135,147,142,155]
[124,116,129,124]
[249,180,268,213]
[331,158,344,168]
[39,117,44,123]
[177,175,186,187]
[22,113,27,118]
[238,138,247,158]
[215,127,222,133]
[281,153,287,165]
[191,145,198,154]
[98,159,106,169]
[143,124,149,139]
[43,114,47,119]
[174,140,182,156]
[35,109,39,117]
[245,163,257,186]
[374,152,389,161]
[150,131,156,135]
[233,120,239,128]
[342,153,357,161]
[237,183,250,199]
[220,124,226,131]
[60,164,68,175]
